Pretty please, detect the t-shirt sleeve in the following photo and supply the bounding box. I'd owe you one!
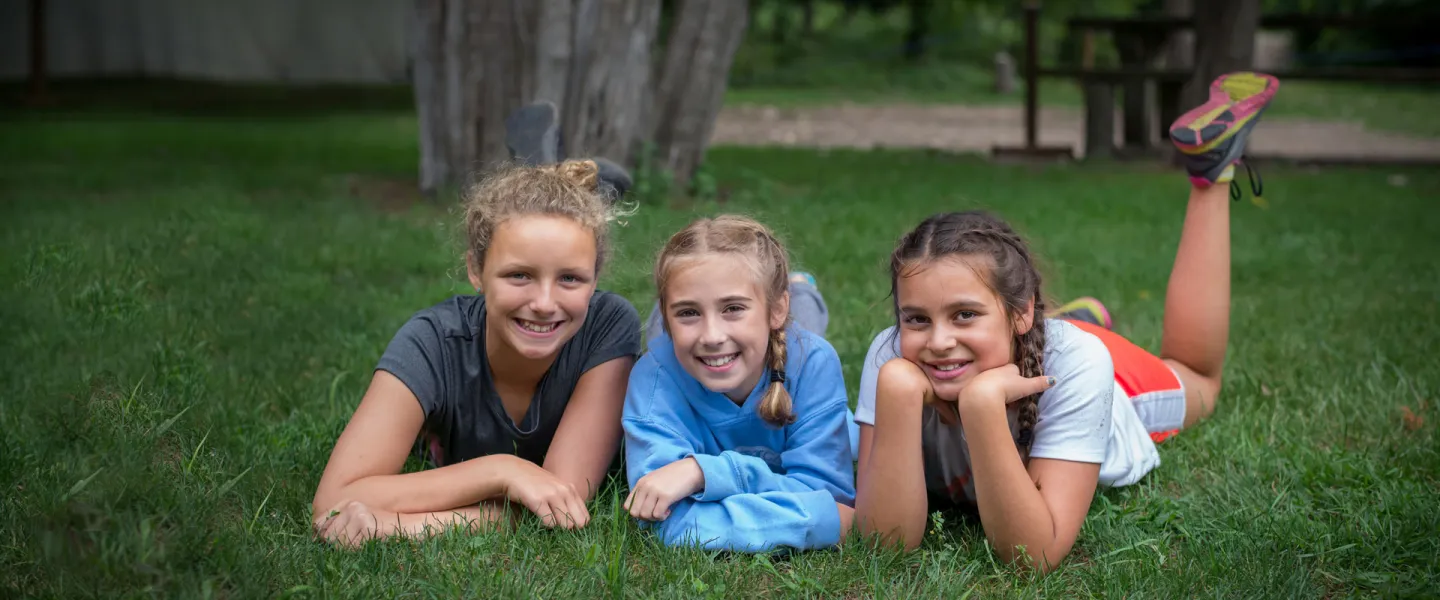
[374,311,449,419]
[853,326,900,426]
[578,292,643,373]
[1028,322,1114,464]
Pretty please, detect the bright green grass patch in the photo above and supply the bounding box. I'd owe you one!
[2,111,1438,597]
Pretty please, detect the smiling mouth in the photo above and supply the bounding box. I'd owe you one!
[697,353,740,371]
[924,359,972,380]
[514,318,563,335]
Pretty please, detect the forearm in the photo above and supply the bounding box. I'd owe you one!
[854,383,929,550]
[394,501,513,538]
[313,454,519,518]
[960,399,1062,570]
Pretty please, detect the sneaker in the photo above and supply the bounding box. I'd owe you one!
[1051,296,1113,330]
[1169,72,1278,199]
[789,272,817,288]
[505,101,561,166]
[592,156,633,201]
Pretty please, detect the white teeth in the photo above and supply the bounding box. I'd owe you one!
[700,354,738,367]
[518,320,558,333]
[934,363,964,372]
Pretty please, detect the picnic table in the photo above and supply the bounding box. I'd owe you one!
[1030,12,1440,159]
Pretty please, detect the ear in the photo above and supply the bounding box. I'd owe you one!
[466,252,484,293]
[769,291,791,331]
[1013,296,1036,335]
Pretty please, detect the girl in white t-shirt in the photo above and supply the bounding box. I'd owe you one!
[853,71,1278,572]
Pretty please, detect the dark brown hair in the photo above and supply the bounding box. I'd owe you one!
[655,215,795,426]
[889,211,1046,459]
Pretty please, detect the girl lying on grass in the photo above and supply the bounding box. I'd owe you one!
[312,159,641,546]
[854,72,1279,571]
[623,216,856,552]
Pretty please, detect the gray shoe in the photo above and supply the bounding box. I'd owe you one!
[592,156,632,200]
[505,101,561,166]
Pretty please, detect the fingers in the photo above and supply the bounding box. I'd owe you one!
[313,498,352,538]
[1020,374,1057,398]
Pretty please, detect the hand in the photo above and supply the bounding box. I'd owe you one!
[624,457,704,521]
[879,358,955,424]
[314,500,396,548]
[959,364,1054,411]
[504,459,590,529]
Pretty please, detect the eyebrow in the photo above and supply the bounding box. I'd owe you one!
[899,298,988,313]
[668,295,755,309]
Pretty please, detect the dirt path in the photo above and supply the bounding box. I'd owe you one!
[713,104,1440,161]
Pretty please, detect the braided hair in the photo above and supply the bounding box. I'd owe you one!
[654,215,796,426]
[889,211,1047,460]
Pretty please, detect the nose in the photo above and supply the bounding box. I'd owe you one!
[529,283,558,316]
[698,315,727,347]
[926,324,958,355]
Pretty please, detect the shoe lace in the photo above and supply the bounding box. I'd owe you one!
[1229,159,1263,203]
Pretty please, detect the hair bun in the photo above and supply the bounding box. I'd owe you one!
[554,159,599,191]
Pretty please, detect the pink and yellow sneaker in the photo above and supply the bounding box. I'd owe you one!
[1051,296,1114,331]
[1169,72,1279,196]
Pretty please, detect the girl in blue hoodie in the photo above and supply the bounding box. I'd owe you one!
[622,215,856,552]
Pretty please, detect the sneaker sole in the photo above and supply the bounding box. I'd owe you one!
[1169,72,1278,155]
[506,101,560,166]
[1053,296,1113,331]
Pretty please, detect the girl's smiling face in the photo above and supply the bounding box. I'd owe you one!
[663,255,786,403]
[895,255,1029,401]
[470,215,598,363]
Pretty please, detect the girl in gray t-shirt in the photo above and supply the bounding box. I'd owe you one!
[311,160,641,547]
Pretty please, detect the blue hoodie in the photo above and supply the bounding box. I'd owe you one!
[622,326,856,552]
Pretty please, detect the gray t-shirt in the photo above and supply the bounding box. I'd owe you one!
[376,291,641,467]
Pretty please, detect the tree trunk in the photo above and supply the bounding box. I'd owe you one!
[412,0,659,194]
[649,0,747,189]
[1163,0,1193,69]
[561,0,661,164]
[413,0,450,194]
[1182,0,1258,109]
[902,0,931,61]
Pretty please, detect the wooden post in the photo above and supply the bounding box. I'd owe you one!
[1023,3,1040,149]
[28,0,47,103]
[1083,80,1114,159]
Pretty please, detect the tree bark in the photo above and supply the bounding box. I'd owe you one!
[413,0,450,194]
[649,0,748,189]
[1182,0,1258,109]
[1164,0,1194,70]
[561,0,661,164]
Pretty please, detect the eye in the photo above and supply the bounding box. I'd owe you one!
[722,304,746,314]
[955,310,978,321]
[675,308,699,319]
[559,274,586,284]
[506,272,530,281]
[902,314,930,326]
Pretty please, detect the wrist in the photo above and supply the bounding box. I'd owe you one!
[957,388,1004,416]
[684,456,706,495]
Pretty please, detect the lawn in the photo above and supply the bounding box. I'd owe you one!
[2,103,1438,598]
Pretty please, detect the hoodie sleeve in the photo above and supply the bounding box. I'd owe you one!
[622,355,704,490]
[654,490,843,552]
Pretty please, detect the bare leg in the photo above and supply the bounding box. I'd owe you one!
[1159,182,1231,427]
[854,364,929,550]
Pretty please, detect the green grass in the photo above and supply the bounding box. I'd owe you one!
[3,103,1439,598]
